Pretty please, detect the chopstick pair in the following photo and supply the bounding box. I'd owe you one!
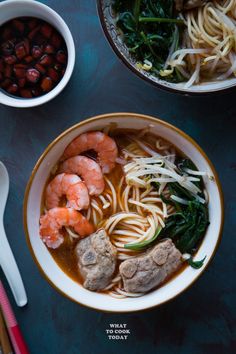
[0,307,12,354]
[0,280,29,354]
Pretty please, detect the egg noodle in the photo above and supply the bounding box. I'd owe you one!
[161,0,236,87]
[65,134,205,299]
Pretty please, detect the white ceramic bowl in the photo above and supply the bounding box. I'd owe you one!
[97,0,236,95]
[0,0,75,108]
[24,113,224,312]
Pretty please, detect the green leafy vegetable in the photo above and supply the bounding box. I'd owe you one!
[177,158,198,173]
[187,256,206,269]
[151,157,209,265]
[124,226,162,250]
[113,0,184,82]
[161,201,209,253]
[169,182,195,201]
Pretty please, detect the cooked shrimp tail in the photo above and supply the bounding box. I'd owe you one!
[59,156,105,196]
[61,131,118,174]
[45,173,90,210]
[39,207,94,249]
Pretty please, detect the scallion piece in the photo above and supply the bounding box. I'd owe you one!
[124,227,162,251]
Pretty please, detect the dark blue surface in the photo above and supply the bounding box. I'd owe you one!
[0,1,236,353]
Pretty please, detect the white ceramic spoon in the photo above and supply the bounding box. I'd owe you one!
[0,161,27,307]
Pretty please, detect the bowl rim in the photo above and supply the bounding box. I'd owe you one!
[96,0,236,96]
[0,0,75,108]
[23,112,224,313]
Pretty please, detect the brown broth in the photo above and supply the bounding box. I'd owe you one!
[49,236,83,283]
[41,158,125,288]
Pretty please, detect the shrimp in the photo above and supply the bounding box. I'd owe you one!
[59,156,105,196]
[39,207,94,249]
[45,173,89,210]
[61,131,118,174]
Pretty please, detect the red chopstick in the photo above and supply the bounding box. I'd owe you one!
[0,280,29,354]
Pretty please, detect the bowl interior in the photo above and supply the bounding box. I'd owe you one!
[24,113,223,312]
[0,0,75,107]
[98,0,236,94]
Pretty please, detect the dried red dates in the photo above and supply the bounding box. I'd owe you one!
[0,17,68,98]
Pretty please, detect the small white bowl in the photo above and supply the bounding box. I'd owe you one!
[24,113,224,312]
[0,0,75,108]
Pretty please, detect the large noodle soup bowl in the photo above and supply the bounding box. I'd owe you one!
[24,113,223,312]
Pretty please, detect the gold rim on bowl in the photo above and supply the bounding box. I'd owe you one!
[23,112,224,313]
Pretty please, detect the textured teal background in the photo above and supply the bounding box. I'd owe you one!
[0,1,236,353]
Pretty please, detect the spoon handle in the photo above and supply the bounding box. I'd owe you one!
[0,223,27,307]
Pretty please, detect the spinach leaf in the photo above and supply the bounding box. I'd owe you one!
[187,256,206,269]
[118,12,136,32]
[170,182,195,201]
[177,158,198,173]
[160,200,209,253]
[113,0,184,82]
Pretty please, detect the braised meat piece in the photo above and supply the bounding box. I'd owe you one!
[120,239,182,293]
[75,229,117,291]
